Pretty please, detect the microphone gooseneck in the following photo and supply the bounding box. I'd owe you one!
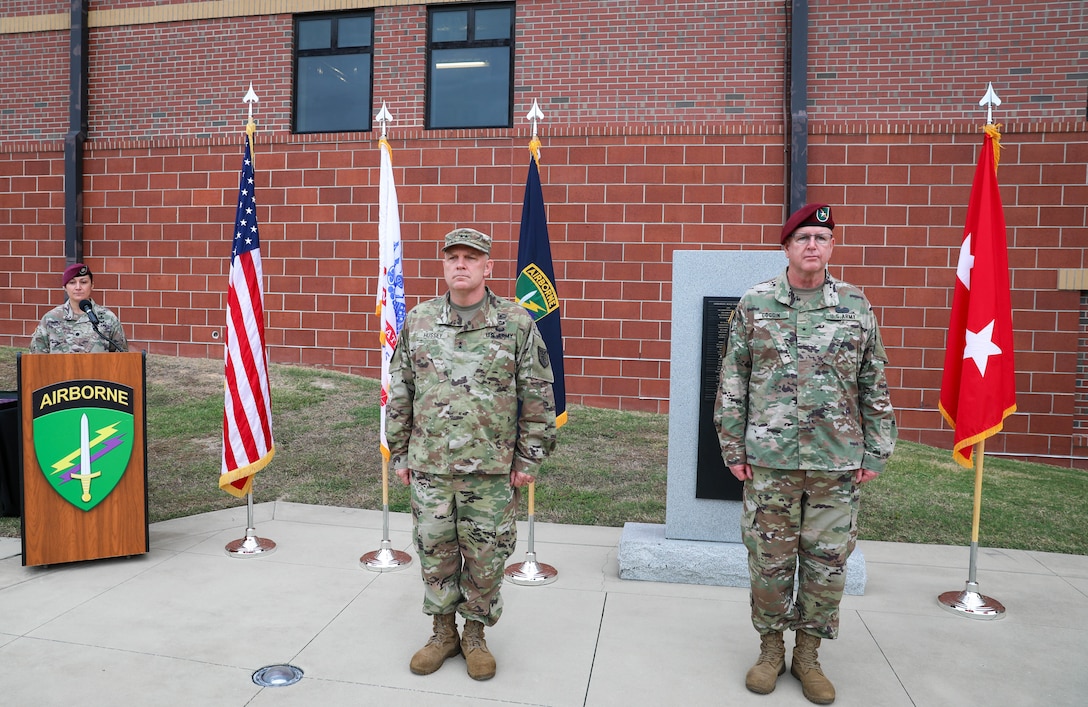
[78,298,122,351]
[78,299,100,325]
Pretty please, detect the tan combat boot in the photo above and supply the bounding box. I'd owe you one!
[791,630,836,704]
[409,613,461,675]
[460,619,497,681]
[745,631,786,694]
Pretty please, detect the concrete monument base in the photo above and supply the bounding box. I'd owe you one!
[617,522,867,595]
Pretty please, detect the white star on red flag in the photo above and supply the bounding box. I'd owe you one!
[963,320,1002,377]
[956,233,974,289]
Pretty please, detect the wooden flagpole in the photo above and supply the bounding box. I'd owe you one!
[360,454,413,571]
[361,102,412,572]
[504,100,558,586]
[225,84,276,558]
[937,440,1005,619]
[935,82,1009,619]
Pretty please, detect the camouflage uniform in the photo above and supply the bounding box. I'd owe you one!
[386,287,556,626]
[29,300,129,354]
[715,268,896,639]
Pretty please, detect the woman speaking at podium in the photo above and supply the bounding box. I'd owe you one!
[29,263,129,353]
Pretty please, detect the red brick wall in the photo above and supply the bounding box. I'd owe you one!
[1077,293,1088,458]
[3,1,68,16]
[812,0,1086,123]
[1,0,1087,466]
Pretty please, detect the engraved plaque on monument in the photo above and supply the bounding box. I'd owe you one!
[696,296,742,501]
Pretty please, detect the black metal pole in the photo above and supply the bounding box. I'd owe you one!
[65,0,89,265]
[787,0,809,215]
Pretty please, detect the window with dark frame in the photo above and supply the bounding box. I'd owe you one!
[293,12,374,134]
[426,3,514,130]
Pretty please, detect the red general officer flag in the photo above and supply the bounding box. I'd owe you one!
[939,125,1016,468]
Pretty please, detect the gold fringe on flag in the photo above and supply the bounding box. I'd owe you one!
[983,122,1002,172]
[245,118,257,169]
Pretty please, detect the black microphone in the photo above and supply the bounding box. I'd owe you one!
[78,299,100,325]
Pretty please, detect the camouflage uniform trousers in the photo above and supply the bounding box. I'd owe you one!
[410,471,518,627]
[741,465,859,640]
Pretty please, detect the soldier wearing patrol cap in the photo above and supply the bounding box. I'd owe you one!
[29,263,129,353]
[715,204,897,704]
[387,227,557,681]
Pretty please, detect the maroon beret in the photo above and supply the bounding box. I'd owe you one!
[62,263,92,286]
[780,204,835,244]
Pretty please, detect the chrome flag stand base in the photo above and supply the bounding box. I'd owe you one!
[360,536,412,572]
[938,580,1005,620]
[226,528,277,557]
[505,483,558,586]
[938,443,1005,620]
[361,502,412,572]
[226,493,276,557]
[504,549,557,586]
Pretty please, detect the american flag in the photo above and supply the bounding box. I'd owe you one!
[220,128,275,496]
[376,136,406,459]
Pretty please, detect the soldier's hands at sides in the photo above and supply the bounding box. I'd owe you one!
[510,470,535,487]
[854,468,879,484]
[728,464,879,484]
[396,468,539,487]
[729,463,753,481]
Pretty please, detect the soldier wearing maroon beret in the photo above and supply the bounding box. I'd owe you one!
[715,203,897,704]
[29,263,129,353]
[779,202,835,244]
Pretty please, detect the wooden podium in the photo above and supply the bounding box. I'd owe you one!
[19,351,148,566]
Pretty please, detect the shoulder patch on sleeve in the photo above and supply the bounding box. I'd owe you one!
[538,345,551,370]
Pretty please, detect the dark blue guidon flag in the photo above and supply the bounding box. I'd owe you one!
[515,155,567,427]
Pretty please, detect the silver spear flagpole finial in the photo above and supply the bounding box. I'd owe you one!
[526,99,544,138]
[526,100,545,161]
[376,102,393,139]
[979,82,1001,125]
[243,83,259,124]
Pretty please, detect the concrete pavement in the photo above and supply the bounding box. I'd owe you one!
[1,502,1085,706]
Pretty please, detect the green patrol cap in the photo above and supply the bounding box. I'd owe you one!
[443,227,492,255]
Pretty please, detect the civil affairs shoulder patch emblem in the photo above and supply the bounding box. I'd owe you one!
[32,379,135,511]
[515,263,560,321]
